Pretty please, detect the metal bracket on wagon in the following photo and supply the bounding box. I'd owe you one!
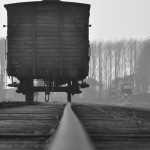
[8,82,18,87]
[79,82,89,89]
[45,91,50,102]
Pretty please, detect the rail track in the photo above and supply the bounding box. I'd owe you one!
[72,103,150,150]
[0,101,150,150]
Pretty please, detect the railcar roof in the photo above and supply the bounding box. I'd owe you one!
[4,1,90,8]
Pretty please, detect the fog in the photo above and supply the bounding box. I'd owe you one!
[73,39,150,110]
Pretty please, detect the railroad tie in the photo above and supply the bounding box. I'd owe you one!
[46,103,96,150]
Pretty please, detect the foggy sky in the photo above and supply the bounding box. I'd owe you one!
[0,0,150,41]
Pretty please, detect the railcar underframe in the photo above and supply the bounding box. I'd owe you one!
[11,77,89,103]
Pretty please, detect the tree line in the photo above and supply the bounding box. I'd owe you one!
[0,38,6,101]
[88,38,150,100]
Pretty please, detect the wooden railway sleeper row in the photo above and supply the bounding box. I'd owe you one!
[0,102,66,150]
[89,105,150,130]
[72,104,150,150]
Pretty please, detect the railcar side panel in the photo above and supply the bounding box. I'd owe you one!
[62,4,89,78]
[5,1,90,80]
[7,4,33,76]
[35,3,60,76]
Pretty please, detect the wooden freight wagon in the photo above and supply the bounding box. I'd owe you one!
[4,0,90,102]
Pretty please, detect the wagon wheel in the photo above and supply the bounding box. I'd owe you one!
[67,81,72,103]
[67,92,71,103]
[25,79,33,104]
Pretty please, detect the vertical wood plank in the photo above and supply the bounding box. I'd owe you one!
[32,4,35,76]
[59,3,62,76]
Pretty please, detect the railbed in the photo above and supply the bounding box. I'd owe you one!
[1,101,150,149]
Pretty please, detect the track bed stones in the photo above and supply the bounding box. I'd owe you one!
[72,103,150,150]
[0,102,66,150]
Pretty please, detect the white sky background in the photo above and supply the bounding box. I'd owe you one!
[0,0,150,41]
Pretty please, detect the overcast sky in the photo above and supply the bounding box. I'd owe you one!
[0,0,150,41]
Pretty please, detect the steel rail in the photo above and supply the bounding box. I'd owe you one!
[46,103,96,150]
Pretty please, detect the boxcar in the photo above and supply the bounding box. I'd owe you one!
[5,0,90,102]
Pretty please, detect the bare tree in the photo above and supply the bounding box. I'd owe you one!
[89,38,150,103]
[98,42,103,98]
[137,39,150,93]
[0,38,6,101]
